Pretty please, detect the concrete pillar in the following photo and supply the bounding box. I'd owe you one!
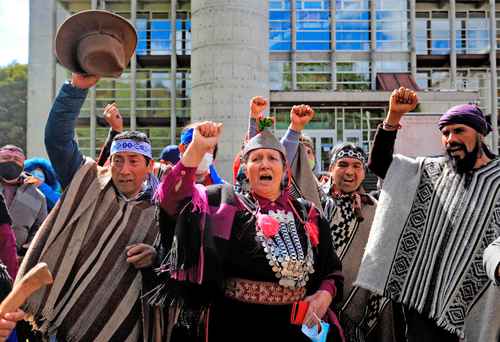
[369,0,377,90]
[88,0,99,158]
[130,0,137,131]
[409,0,417,79]
[449,0,457,89]
[170,0,177,144]
[489,0,498,152]
[191,0,270,180]
[291,0,297,90]
[330,0,336,90]
[27,0,58,158]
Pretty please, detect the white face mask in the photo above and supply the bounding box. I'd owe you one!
[196,153,213,174]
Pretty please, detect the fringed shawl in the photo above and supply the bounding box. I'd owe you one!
[356,155,500,341]
[16,158,158,341]
[149,184,343,341]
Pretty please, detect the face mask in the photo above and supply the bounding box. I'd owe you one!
[308,159,316,171]
[301,321,330,342]
[196,153,213,174]
[31,169,46,182]
[0,162,23,182]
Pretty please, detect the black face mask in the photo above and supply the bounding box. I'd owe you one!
[0,162,23,181]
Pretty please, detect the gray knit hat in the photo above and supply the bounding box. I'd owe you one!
[242,129,286,160]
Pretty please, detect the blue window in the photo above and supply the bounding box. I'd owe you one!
[151,20,171,55]
[176,18,191,55]
[270,0,292,51]
[296,1,330,51]
[375,0,408,51]
[136,18,148,55]
[336,0,370,51]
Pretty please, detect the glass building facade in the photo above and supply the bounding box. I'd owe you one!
[44,0,499,166]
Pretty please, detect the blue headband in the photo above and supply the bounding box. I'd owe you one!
[180,128,194,145]
[110,139,152,159]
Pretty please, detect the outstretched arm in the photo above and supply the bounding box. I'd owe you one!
[44,74,99,188]
[368,87,418,179]
[247,96,268,139]
[280,104,315,163]
[96,103,124,166]
[157,122,223,216]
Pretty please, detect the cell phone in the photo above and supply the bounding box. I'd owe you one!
[290,300,309,325]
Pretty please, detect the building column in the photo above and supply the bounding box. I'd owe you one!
[130,0,137,131]
[449,0,457,89]
[490,0,498,151]
[27,0,58,157]
[409,0,417,79]
[88,0,99,158]
[170,0,177,144]
[370,0,377,90]
[191,0,270,180]
[291,0,297,90]
[330,0,336,90]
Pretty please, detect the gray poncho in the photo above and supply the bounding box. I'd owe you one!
[356,154,500,341]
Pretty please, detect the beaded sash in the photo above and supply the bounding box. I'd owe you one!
[224,277,306,305]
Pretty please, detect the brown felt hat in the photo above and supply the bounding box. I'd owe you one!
[55,10,137,78]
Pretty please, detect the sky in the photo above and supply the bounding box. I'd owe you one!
[0,0,29,66]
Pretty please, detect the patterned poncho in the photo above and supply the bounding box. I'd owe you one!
[322,183,400,342]
[16,159,158,341]
[356,155,500,341]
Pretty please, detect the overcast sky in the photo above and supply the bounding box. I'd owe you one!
[0,0,29,66]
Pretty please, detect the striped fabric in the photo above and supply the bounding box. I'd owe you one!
[16,158,158,342]
[357,155,500,341]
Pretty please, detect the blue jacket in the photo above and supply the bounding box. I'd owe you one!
[45,82,87,189]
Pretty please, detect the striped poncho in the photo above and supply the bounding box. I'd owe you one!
[16,159,158,341]
[356,155,500,341]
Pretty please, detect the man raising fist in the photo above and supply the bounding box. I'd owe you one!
[356,87,500,342]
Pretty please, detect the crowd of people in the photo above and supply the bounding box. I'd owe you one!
[1,9,500,342]
[0,76,499,342]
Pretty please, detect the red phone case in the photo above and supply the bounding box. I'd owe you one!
[290,300,309,325]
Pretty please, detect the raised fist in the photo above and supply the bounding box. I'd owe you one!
[103,103,124,132]
[71,73,100,89]
[290,104,315,132]
[250,96,268,120]
[192,121,223,153]
[387,87,418,124]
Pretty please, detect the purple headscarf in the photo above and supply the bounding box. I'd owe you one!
[438,104,492,136]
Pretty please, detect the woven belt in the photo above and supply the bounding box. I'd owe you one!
[224,277,306,305]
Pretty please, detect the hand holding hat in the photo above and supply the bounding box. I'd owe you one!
[71,73,100,89]
[55,10,137,78]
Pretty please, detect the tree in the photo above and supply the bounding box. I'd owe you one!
[0,62,27,151]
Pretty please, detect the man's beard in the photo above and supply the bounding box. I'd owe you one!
[446,139,480,174]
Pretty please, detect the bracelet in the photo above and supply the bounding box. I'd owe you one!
[382,121,402,131]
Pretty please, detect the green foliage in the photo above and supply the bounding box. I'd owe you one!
[0,62,27,86]
[0,63,27,150]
